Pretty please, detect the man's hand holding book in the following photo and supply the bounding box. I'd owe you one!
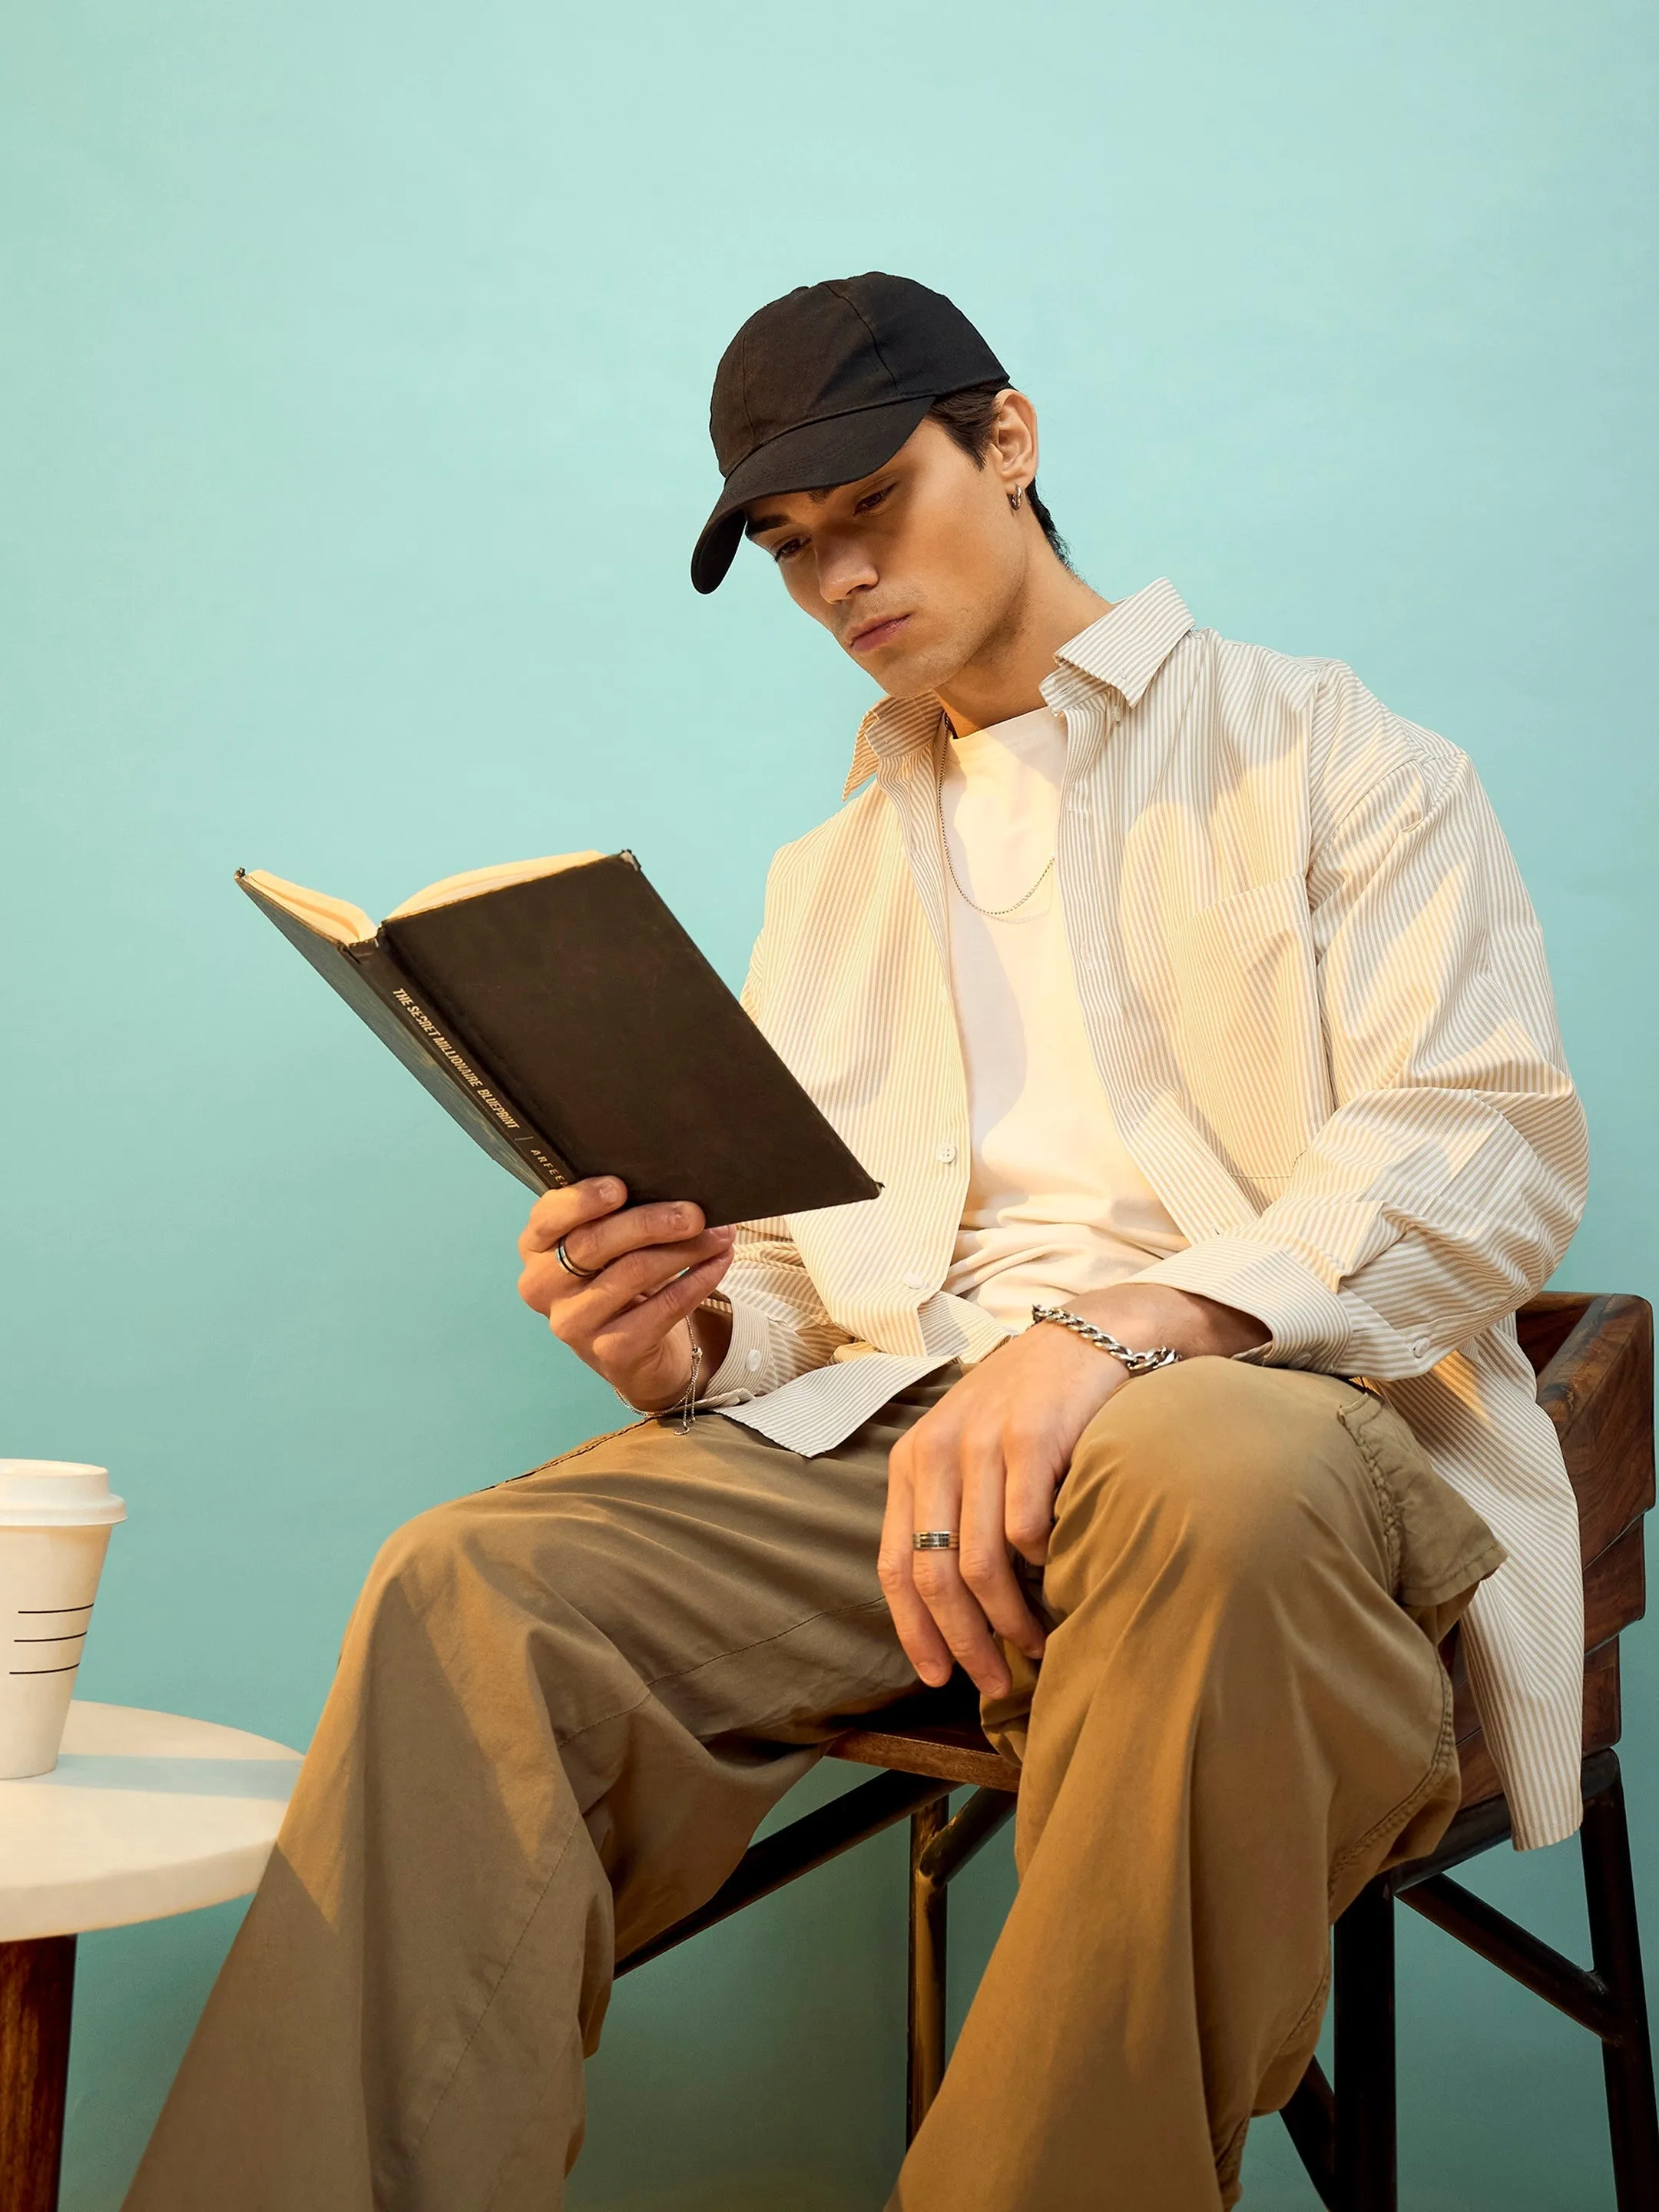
[517,1177,736,1414]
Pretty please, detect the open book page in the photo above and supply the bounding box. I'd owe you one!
[241,853,604,945]
[386,853,602,921]
[240,871,377,946]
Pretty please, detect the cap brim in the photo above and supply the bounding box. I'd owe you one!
[690,394,935,594]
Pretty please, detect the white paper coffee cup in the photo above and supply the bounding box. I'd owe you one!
[0,1462,126,1778]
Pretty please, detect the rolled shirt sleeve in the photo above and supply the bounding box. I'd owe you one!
[1131,670,1588,1376]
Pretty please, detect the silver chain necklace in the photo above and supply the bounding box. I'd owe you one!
[935,778,1055,919]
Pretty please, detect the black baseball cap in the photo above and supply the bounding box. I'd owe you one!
[690,272,1009,594]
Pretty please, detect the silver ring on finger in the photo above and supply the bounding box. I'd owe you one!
[912,1530,959,1552]
[555,1236,601,1281]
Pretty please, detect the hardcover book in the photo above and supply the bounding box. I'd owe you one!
[238,851,882,1227]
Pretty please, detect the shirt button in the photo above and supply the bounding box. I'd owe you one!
[1412,1338,1430,1359]
[745,1347,762,1373]
[935,1142,957,1164]
[903,1270,929,1290]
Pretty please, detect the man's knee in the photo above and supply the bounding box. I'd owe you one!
[1051,1358,1365,1607]
[346,1498,478,1667]
[353,1480,601,1650]
[361,1496,468,1608]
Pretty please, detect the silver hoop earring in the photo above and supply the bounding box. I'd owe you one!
[1008,483,1025,512]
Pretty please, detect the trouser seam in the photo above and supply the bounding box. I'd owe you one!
[1336,1397,1402,1588]
[1215,2109,1251,2194]
[1278,1945,1333,2052]
[551,1594,899,1752]
[490,1419,653,1489]
[1327,1652,1456,1898]
[475,2000,590,2212]
[1245,1929,1333,2144]
[399,1801,589,2187]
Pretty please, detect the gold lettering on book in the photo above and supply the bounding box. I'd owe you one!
[392,989,522,1131]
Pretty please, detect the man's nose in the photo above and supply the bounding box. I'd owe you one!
[816,538,879,605]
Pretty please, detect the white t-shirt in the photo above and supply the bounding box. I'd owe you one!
[938,704,1186,1331]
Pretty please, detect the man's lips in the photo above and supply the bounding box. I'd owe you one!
[846,613,911,654]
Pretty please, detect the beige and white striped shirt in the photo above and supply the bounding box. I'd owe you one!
[694,579,1588,1849]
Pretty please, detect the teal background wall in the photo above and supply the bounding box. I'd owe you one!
[2,2,1654,2204]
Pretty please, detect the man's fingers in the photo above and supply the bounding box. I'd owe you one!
[909,1550,1010,1696]
[551,1197,714,1280]
[542,1227,732,1330]
[880,1557,955,1689]
[879,1456,955,1689]
[605,1222,733,1303]
[909,1442,1011,1699]
[518,1176,627,1260]
[524,1213,733,1325]
[518,1181,720,1282]
[587,1249,734,1369]
[1004,1433,1063,1567]
[557,1237,731,1349]
[958,1439,1046,1661]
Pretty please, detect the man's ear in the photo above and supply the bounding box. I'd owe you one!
[988,389,1040,497]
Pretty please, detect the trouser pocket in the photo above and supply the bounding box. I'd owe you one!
[1335,1388,1507,1643]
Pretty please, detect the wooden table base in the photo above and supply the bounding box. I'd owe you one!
[0,1936,75,2212]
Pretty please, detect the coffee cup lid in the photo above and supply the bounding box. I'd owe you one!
[0,1461,127,1528]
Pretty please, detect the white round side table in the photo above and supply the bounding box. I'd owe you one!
[0,1700,302,2212]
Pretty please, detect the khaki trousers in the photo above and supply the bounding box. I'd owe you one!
[124,1356,1502,2212]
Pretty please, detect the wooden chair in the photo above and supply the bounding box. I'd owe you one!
[621,1293,1658,2211]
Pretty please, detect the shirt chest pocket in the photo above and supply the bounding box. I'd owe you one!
[1168,876,1333,1185]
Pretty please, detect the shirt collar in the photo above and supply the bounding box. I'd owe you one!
[842,578,1195,799]
[1043,576,1194,710]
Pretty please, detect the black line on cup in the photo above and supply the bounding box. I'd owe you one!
[8,1664,83,1676]
[17,1604,94,1614]
[13,1633,88,1644]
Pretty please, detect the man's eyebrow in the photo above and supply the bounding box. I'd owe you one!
[743,486,836,539]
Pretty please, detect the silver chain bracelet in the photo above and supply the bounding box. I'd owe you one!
[1030,1303,1181,1378]
[672,1336,704,1432]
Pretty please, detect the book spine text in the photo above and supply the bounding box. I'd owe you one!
[383,985,571,1187]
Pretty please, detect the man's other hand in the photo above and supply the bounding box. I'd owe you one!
[518,1178,735,1412]
[879,1286,1267,1699]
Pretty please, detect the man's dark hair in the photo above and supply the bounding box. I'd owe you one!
[926,382,1072,569]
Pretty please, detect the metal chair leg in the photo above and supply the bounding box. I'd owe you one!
[1580,1760,1659,2211]
[906,1798,950,2143]
[1334,1879,1397,2212]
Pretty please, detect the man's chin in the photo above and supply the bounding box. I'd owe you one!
[849,640,963,704]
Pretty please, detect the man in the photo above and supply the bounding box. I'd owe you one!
[127,273,1587,2210]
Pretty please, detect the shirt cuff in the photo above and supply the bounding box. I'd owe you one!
[690,1296,775,1406]
[1128,1239,1353,1370]
[604,1298,774,1419]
